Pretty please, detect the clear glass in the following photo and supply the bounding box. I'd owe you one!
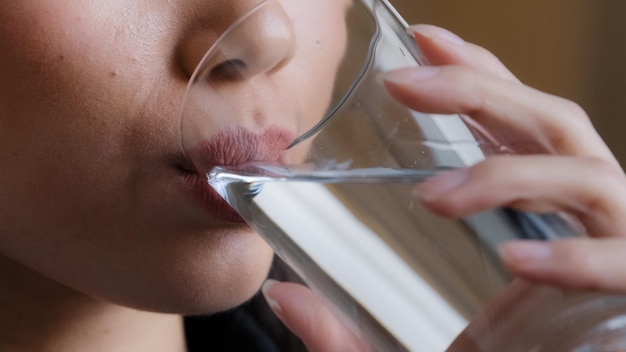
[179,0,626,351]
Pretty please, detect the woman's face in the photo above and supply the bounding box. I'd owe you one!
[0,0,349,313]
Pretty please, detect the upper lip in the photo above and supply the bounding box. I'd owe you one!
[185,126,295,172]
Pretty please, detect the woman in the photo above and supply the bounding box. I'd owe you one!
[0,1,624,351]
[0,1,349,350]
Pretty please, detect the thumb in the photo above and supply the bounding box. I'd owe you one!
[261,280,369,352]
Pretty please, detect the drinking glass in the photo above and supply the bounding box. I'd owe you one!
[180,0,626,350]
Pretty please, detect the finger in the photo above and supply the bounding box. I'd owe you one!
[499,238,626,292]
[261,280,368,352]
[447,280,559,352]
[415,155,626,238]
[409,24,519,82]
[383,65,617,162]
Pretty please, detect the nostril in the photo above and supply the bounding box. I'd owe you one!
[178,0,296,82]
[209,59,247,81]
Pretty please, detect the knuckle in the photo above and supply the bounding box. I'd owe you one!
[580,156,626,215]
[556,98,589,122]
[472,45,516,79]
[469,43,496,60]
[553,241,601,284]
[582,156,622,177]
[542,99,591,148]
[551,239,619,290]
[445,67,488,115]
[578,157,626,200]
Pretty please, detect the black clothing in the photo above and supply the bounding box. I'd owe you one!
[184,258,306,351]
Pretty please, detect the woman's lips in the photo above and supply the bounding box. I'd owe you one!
[183,172,246,223]
[182,127,294,223]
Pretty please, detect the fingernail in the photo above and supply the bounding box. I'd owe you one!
[261,279,283,315]
[415,168,468,201]
[407,24,465,45]
[499,241,553,266]
[382,66,440,85]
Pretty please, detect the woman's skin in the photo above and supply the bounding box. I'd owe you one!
[265,24,626,351]
[0,1,350,351]
[1,0,625,350]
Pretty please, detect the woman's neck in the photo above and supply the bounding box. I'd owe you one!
[0,255,186,352]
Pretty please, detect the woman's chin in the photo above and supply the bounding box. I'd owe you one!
[115,236,275,315]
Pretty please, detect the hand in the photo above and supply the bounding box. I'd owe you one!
[261,280,370,352]
[383,24,626,293]
[262,24,626,351]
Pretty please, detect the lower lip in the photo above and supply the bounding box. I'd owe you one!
[182,170,246,223]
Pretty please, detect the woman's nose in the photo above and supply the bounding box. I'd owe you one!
[178,0,295,81]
